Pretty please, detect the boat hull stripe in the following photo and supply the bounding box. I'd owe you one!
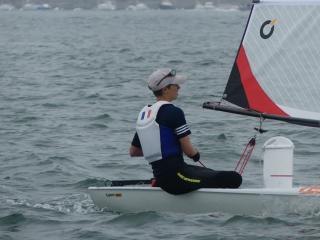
[270,175,293,177]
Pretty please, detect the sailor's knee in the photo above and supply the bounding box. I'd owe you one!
[232,171,242,188]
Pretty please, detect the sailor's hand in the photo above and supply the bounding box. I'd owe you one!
[191,152,200,162]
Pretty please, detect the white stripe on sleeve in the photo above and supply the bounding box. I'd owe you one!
[175,124,190,135]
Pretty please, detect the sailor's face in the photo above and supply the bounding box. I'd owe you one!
[167,84,180,100]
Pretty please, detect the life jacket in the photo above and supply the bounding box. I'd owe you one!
[136,101,180,163]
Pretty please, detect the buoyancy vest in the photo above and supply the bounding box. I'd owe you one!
[136,101,177,163]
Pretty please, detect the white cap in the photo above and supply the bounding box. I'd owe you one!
[147,68,187,91]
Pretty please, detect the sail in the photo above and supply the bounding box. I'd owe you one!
[223,0,320,125]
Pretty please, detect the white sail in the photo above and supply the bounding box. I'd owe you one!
[219,0,320,126]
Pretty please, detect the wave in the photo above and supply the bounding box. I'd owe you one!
[106,211,162,227]
[0,235,14,240]
[0,213,26,226]
[13,116,39,123]
[5,193,96,214]
[75,178,108,188]
[92,113,112,121]
[42,102,67,108]
[85,123,108,129]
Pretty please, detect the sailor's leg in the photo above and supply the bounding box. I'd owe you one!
[157,164,242,194]
[156,172,202,195]
[203,170,242,188]
[179,164,242,189]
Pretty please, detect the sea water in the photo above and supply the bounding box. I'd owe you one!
[1,8,320,240]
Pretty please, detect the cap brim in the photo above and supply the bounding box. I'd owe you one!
[171,74,187,85]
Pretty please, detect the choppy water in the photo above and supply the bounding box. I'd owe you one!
[1,8,320,240]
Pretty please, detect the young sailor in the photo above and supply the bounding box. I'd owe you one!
[129,68,242,194]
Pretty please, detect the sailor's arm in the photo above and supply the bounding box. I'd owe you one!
[129,132,143,157]
[179,135,200,161]
[129,145,143,157]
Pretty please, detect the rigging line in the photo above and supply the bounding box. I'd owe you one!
[254,114,267,133]
[198,160,206,168]
[234,141,249,171]
[239,144,255,175]
[235,136,256,175]
[235,116,265,175]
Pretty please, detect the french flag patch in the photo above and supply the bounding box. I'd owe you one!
[141,109,152,120]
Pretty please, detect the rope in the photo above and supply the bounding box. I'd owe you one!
[234,136,256,175]
[198,160,206,168]
[234,116,266,175]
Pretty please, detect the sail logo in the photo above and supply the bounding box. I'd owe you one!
[260,19,277,39]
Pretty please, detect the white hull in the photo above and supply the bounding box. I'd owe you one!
[88,186,320,215]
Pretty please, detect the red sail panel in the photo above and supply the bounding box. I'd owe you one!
[236,45,288,117]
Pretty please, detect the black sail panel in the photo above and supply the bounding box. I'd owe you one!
[223,62,249,109]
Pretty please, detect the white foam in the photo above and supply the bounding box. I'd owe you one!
[5,193,96,214]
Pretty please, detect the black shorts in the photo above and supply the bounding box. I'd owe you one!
[156,163,242,195]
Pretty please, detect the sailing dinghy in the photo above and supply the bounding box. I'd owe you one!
[88,0,320,214]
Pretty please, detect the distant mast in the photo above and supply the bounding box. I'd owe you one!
[204,0,320,128]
